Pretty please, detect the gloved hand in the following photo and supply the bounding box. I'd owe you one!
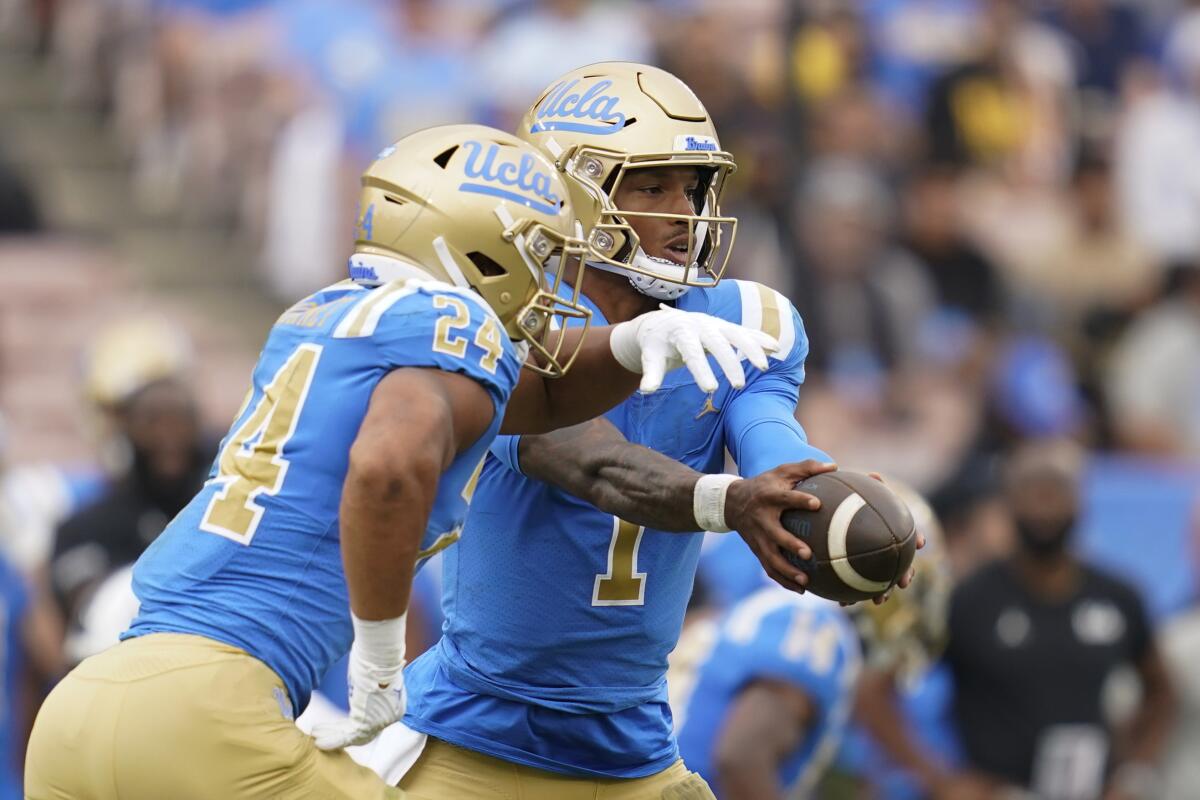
[312,614,407,751]
[609,305,778,393]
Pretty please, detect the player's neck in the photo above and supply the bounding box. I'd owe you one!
[584,270,658,324]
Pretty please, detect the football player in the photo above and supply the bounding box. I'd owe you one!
[669,587,861,800]
[23,124,776,800]
[368,63,916,799]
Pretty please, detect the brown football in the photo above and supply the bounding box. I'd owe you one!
[780,471,917,603]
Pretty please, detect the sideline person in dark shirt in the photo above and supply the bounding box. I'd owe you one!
[944,440,1174,800]
[51,377,212,632]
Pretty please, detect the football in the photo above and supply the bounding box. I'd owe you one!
[780,472,917,603]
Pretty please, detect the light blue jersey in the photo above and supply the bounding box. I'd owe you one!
[125,277,521,716]
[672,588,861,797]
[404,279,830,777]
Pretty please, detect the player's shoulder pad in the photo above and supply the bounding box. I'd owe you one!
[330,278,520,399]
[331,279,503,340]
[693,280,807,366]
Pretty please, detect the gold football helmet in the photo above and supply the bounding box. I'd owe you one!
[354,124,590,376]
[517,62,737,297]
[852,480,952,681]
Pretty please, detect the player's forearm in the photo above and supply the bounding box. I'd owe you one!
[714,682,809,800]
[714,766,784,800]
[725,385,830,479]
[502,328,640,435]
[714,744,788,800]
[732,417,830,479]
[340,447,440,620]
[517,418,706,532]
[854,668,947,790]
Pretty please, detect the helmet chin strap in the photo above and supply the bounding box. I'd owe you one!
[586,249,693,301]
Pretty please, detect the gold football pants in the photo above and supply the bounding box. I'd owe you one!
[24,633,403,800]
[398,737,716,799]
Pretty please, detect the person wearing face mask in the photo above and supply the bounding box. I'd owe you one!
[941,440,1175,800]
[49,374,214,644]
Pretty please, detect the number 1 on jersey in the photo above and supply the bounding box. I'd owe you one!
[200,344,322,545]
[593,518,646,606]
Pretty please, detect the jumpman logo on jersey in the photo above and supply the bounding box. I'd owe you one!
[695,393,719,419]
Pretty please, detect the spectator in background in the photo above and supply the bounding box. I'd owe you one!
[1105,263,1200,457]
[50,318,214,637]
[1019,148,1157,348]
[789,157,933,377]
[924,0,1031,167]
[1045,0,1150,111]
[1116,10,1200,263]
[786,2,872,110]
[788,158,981,490]
[783,3,908,180]
[923,0,1075,180]
[944,440,1174,800]
[859,0,982,115]
[0,153,39,234]
[900,160,1005,331]
[473,0,650,127]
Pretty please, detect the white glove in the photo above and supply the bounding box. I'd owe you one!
[609,305,779,393]
[312,613,407,751]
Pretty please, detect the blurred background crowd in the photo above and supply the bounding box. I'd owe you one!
[0,0,1198,798]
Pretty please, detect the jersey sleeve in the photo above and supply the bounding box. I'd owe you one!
[335,282,522,413]
[487,434,524,475]
[718,282,830,477]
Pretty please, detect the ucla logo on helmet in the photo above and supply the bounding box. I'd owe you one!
[530,79,626,135]
[458,140,561,215]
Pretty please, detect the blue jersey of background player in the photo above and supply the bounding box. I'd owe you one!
[670,586,861,799]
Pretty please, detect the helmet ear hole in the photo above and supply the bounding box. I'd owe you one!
[467,251,509,277]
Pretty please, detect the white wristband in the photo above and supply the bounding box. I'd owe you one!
[351,612,408,671]
[607,318,644,374]
[693,474,742,533]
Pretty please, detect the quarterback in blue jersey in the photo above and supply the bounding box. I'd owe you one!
[370,63,917,800]
[670,588,861,799]
[24,124,776,800]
